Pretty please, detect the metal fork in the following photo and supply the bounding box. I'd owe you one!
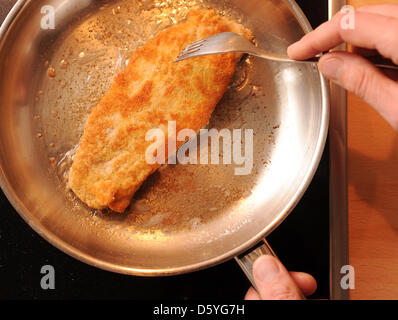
[175,32,398,70]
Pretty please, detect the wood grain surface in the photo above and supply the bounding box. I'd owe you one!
[347,0,398,300]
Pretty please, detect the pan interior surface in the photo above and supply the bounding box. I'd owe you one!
[0,0,328,275]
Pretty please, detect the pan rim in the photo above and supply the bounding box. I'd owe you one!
[0,0,330,276]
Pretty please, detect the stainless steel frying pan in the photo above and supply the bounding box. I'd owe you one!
[0,0,329,289]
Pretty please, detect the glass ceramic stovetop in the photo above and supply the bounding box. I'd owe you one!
[0,0,330,299]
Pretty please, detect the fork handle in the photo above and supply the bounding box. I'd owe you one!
[303,55,398,71]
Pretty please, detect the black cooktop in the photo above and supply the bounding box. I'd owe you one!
[0,0,329,300]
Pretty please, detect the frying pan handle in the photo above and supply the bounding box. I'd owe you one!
[234,239,306,299]
[234,239,276,291]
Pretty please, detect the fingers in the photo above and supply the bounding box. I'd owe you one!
[244,286,261,300]
[287,5,398,131]
[287,10,398,64]
[287,18,340,60]
[247,255,305,300]
[244,260,318,300]
[319,51,398,130]
[289,272,317,297]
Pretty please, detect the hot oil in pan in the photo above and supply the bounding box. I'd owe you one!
[34,0,281,235]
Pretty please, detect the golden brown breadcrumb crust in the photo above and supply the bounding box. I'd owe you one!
[68,9,252,212]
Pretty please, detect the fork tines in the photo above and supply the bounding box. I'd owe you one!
[175,39,206,61]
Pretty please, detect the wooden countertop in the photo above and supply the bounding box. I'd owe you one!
[347,0,398,300]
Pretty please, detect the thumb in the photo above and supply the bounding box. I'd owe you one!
[319,52,398,131]
[252,255,304,300]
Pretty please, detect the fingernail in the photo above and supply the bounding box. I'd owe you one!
[253,255,280,282]
[319,56,344,80]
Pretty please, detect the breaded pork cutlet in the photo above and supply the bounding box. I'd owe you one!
[68,9,252,212]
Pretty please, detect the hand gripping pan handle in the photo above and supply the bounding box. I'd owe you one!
[235,239,306,299]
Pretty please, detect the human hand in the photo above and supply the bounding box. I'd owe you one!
[287,5,398,131]
[244,255,317,300]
